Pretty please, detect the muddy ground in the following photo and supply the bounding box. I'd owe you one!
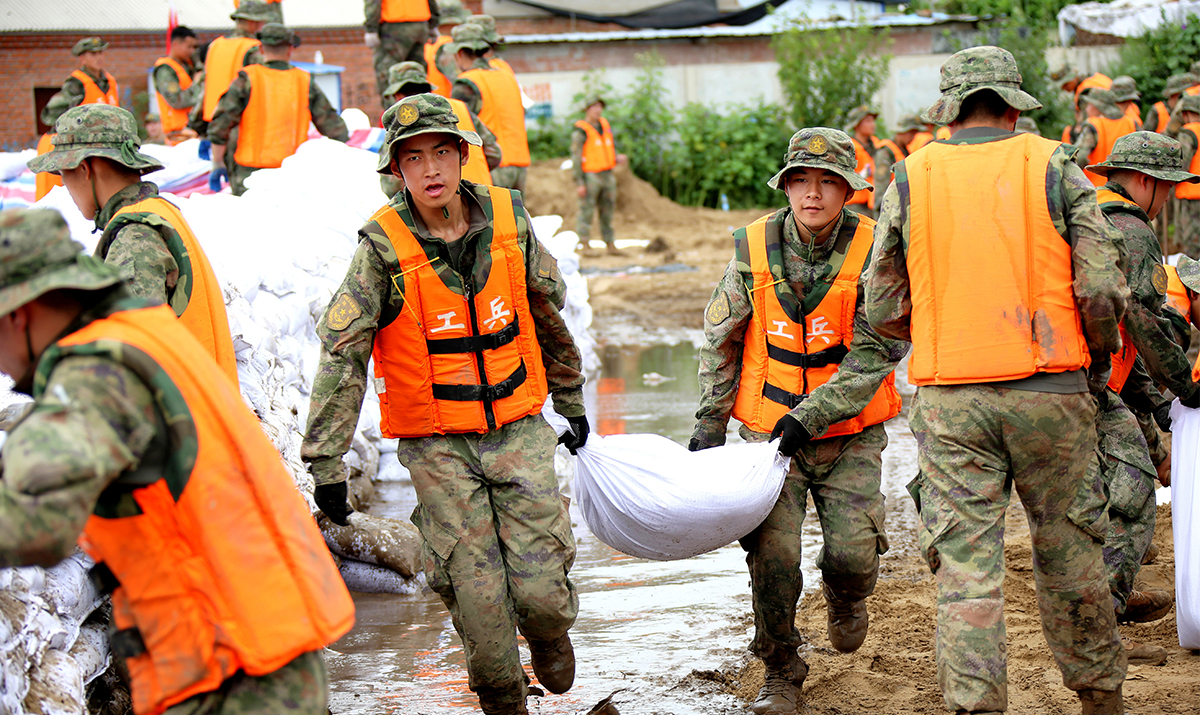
[524,160,1200,713]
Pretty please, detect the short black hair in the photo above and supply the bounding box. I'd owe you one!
[171,26,197,41]
[957,90,1012,123]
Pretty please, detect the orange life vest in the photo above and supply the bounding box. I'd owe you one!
[1165,265,1191,317]
[908,131,934,152]
[1061,124,1075,144]
[71,69,119,106]
[903,134,1091,385]
[848,136,875,209]
[1123,103,1142,125]
[368,186,548,437]
[1188,84,1200,97]
[1084,113,1138,186]
[458,67,530,168]
[575,117,616,173]
[1074,73,1112,107]
[1095,188,1141,393]
[425,35,453,97]
[381,0,431,23]
[1176,124,1200,200]
[489,57,515,76]
[106,197,239,384]
[49,305,354,715]
[450,97,493,186]
[202,36,260,121]
[153,57,193,138]
[35,133,64,200]
[936,126,952,140]
[1150,102,1170,134]
[731,212,902,436]
[234,64,311,169]
[878,138,905,163]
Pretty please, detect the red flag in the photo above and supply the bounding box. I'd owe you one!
[166,2,178,54]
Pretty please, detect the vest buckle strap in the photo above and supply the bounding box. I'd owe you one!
[766,342,849,368]
[432,360,528,403]
[427,316,520,355]
[110,627,147,659]
[762,382,809,410]
[88,561,121,595]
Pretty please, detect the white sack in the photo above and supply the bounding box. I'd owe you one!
[1171,400,1200,649]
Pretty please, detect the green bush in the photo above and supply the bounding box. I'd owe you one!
[1109,12,1200,111]
[604,52,678,198]
[527,115,573,162]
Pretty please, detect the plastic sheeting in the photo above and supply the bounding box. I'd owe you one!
[1058,0,1200,45]
[1170,400,1200,650]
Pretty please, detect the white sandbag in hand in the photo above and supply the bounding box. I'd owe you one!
[1171,399,1200,649]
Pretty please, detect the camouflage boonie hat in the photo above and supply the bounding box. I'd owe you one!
[465,14,502,45]
[767,127,872,192]
[71,37,108,56]
[1192,60,1200,78]
[1014,116,1041,135]
[924,46,1041,126]
[1086,131,1200,184]
[1110,76,1139,102]
[842,105,877,134]
[0,209,124,316]
[376,93,481,175]
[27,105,164,176]
[1166,73,1198,99]
[580,95,606,112]
[1180,94,1200,115]
[1049,65,1078,86]
[1080,88,1124,120]
[1177,256,1200,294]
[437,0,472,25]
[383,61,433,97]
[894,115,924,133]
[257,23,300,47]
[449,23,490,54]
[231,0,275,22]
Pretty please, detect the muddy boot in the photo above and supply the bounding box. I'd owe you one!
[529,633,575,695]
[1122,636,1168,666]
[1140,543,1158,565]
[750,653,808,715]
[1078,687,1123,715]
[478,694,529,715]
[824,584,869,653]
[1119,589,1173,623]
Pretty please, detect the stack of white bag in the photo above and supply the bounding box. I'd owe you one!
[1170,401,1200,649]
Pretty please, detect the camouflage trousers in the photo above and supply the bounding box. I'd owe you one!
[399,414,578,709]
[491,166,527,195]
[163,650,326,715]
[908,385,1126,713]
[1095,389,1157,615]
[1175,197,1200,259]
[576,170,616,245]
[229,162,259,197]
[373,22,430,109]
[739,423,889,662]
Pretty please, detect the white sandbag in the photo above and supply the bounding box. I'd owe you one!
[1170,400,1200,649]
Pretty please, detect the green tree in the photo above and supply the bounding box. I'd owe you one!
[1110,12,1200,111]
[605,51,678,197]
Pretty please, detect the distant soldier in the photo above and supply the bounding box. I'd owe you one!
[571,96,627,254]
[1055,67,1112,144]
[152,26,203,145]
[451,24,530,193]
[843,105,879,217]
[208,24,349,196]
[1171,95,1200,257]
[908,117,935,152]
[364,0,439,109]
[424,0,471,97]
[872,115,921,196]
[465,15,514,76]
[1014,115,1041,135]
[1110,76,1142,128]
[1149,73,1196,134]
[1075,89,1138,186]
[142,113,167,145]
[197,1,269,132]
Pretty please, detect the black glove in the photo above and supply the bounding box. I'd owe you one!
[558,415,590,454]
[1153,402,1173,432]
[1086,358,1112,395]
[770,414,811,458]
[1182,389,1200,410]
[687,437,711,452]
[314,481,354,526]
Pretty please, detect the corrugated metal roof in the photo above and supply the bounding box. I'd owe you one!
[0,0,361,33]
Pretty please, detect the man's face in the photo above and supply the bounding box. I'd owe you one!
[1149,178,1175,220]
[784,167,850,234]
[59,160,98,218]
[173,36,199,60]
[0,309,31,384]
[896,130,918,147]
[393,132,466,212]
[585,102,604,123]
[856,116,876,137]
[79,50,104,73]
[1168,93,1182,111]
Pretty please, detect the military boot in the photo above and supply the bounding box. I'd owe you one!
[478,695,529,715]
[750,653,808,715]
[824,583,869,653]
[1140,543,1158,565]
[1122,636,1168,666]
[529,633,575,694]
[1078,686,1123,715]
[1119,589,1173,623]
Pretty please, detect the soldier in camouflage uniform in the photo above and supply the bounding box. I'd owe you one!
[863,47,1129,714]
[451,24,529,193]
[1168,95,1200,258]
[376,61,502,199]
[1074,89,1136,173]
[301,94,588,715]
[151,26,203,144]
[207,24,349,196]
[364,0,439,109]
[1110,76,1142,129]
[691,127,907,715]
[872,114,922,198]
[0,208,346,715]
[40,37,120,128]
[571,96,625,253]
[427,0,472,96]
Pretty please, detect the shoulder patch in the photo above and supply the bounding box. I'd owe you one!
[706,292,731,326]
[326,293,362,331]
[1152,263,1168,296]
[537,251,560,281]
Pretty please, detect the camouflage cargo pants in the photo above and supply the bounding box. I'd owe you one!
[1095,389,1157,615]
[908,385,1125,713]
[576,170,616,245]
[739,423,889,662]
[163,650,326,715]
[1175,197,1200,259]
[373,22,430,109]
[400,414,578,709]
[229,162,258,197]
[491,166,527,195]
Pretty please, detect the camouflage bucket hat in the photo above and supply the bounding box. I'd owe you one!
[72,37,109,56]
[437,0,472,26]
[27,105,164,176]
[894,114,924,133]
[1180,94,1200,115]
[1177,256,1200,294]
[1166,73,1199,98]
[0,209,124,316]
[1192,60,1200,78]
[376,93,481,175]
[1014,116,1041,135]
[923,46,1042,126]
[842,105,877,134]
[767,127,872,192]
[1110,76,1139,102]
[257,23,300,47]
[580,95,606,113]
[1081,88,1124,120]
[465,14,502,45]
[1086,131,1200,184]
[449,23,490,54]
[383,61,433,97]
[231,0,275,22]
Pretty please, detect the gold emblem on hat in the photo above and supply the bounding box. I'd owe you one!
[807,135,828,155]
[398,104,419,126]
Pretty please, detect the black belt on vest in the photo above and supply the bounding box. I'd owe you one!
[433,360,527,403]
[767,342,849,368]
[427,316,520,355]
[763,382,810,410]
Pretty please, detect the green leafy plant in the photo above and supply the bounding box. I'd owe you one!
[605,51,678,197]
[527,114,573,162]
[1109,12,1200,110]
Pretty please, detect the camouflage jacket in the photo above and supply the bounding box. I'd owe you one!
[302,182,586,485]
[450,58,499,116]
[872,141,903,199]
[40,67,116,128]
[864,127,1128,378]
[1073,122,1099,169]
[207,60,349,146]
[91,182,180,310]
[152,58,204,111]
[693,208,909,445]
[570,119,618,185]
[1100,181,1199,400]
[435,41,460,89]
[364,0,438,32]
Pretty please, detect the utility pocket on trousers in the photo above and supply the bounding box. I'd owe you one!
[1066,460,1111,543]
[411,504,461,593]
[907,471,948,574]
[548,495,577,571]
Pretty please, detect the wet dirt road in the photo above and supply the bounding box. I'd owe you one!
[326,337,920,715]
